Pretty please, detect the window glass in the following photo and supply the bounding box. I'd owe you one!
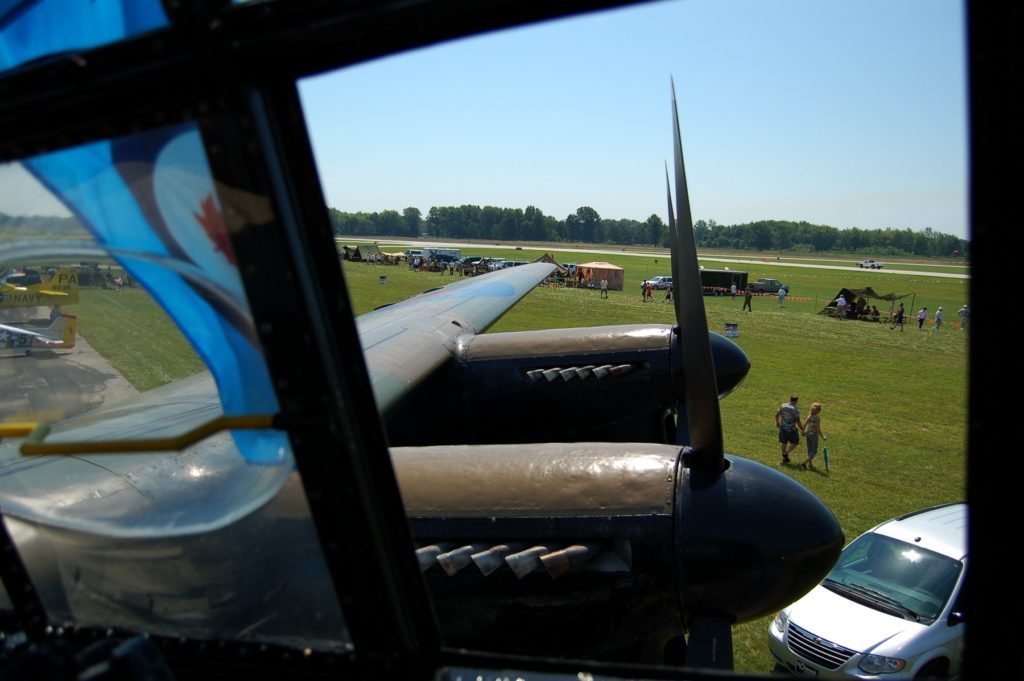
[296,0,967,671]
[826,533,962,622]
[0,0,167,73]
[0,128,348,649]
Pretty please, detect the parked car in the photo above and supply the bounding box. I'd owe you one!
[768,502,966,680]
[750,278,786,293]
[642,275,673,290]
[859,259,885,269]
[460,255,483,266]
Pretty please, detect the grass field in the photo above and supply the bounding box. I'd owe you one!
[348,244,969,320]
[73,252,968,674]
[76,287,205,390]
[341,256,967,673]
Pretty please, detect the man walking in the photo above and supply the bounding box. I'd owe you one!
[742,288,753,312]
[600,278,608,299]
[775,395,804,464]
[890,302,905,330]
[835,293,847,319]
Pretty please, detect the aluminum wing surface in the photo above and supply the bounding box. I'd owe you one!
[0,256,552,537]
[357,262,555,414]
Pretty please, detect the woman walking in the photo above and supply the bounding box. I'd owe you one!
[800,402,827,470]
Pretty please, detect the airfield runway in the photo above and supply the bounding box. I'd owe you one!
[346,238,970,280]
[0,335,138,423]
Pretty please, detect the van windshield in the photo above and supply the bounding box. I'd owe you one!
[823,533,962,623]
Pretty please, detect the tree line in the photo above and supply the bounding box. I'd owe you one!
[1,206,967,260]
[327,204,966,258]
[336,205,971,259]
[328,205,667,247]
[0,212,87,238]
[692,219,968,258]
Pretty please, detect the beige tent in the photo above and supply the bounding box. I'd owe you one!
[576,261,624,291]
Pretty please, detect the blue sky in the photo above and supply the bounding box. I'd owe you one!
[1,0,967,239]
[299,0,968,237]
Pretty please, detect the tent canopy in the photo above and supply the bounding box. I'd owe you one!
[577,261,623,270]
[535,253,568,274]
[576,261,625,290]
[819,287,915,314]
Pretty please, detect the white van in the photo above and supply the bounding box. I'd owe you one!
[768,503,966,679]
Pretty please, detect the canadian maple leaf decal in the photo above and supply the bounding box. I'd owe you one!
[193,194,236,265]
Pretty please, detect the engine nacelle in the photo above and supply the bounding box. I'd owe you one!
[386,325,750,446]
[393,442,843,663]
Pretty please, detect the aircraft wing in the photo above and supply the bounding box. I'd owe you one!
[0,373,293,537]
[0,263,554,535]
[357,262,554,413]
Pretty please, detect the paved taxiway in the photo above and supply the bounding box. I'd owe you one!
[0,335,138,423]
[344,238,969,280]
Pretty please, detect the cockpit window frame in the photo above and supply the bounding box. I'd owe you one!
[0,1,677,677]
[0,1,999,678]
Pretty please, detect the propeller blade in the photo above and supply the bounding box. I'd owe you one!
[669,78,724,472]
[666,168,691,446]
[666,165,683,327]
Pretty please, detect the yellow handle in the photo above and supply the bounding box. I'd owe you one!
[1,415,275,455]
[0,423,40,439]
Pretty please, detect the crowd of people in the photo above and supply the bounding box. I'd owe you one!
[889,302,968,333]
[830,295,968,333]
[832,294,883,321]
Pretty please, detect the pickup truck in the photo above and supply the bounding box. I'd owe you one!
[750,278,787,293]
[858,259,884,269]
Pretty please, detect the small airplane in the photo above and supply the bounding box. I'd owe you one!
[0,312,76,354]
[0,267,79,309]
[0,2,848,678]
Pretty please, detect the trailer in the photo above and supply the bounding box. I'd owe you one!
[425,247,461,263]
[698,268,748,295]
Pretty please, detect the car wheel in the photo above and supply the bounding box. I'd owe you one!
[914,659,949,680]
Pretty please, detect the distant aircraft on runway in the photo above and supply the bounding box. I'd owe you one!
[0,267,79,309]
[0,313,76,354]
